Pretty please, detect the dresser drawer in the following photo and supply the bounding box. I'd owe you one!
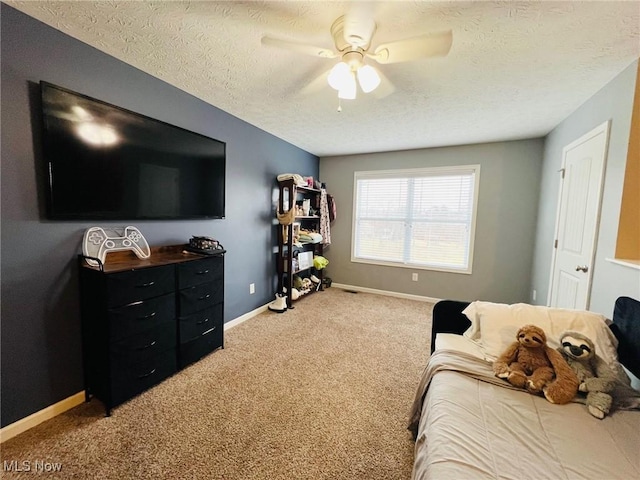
[177,256,223,289]
[178,304,223,344]
[110,349,177,407]
[108,293,175,342]
[106,265,175,308]
[79,246,225,416]
[110,322,176,366]
[178,282,223,317]
[179,326,223,369]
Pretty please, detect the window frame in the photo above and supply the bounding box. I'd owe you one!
[350,165,481,275]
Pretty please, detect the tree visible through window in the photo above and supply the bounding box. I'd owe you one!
[352,165,480,274]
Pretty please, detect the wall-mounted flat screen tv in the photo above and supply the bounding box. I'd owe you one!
[40,81,226,220]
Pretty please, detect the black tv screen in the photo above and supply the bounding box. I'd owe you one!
[40,81,226,220]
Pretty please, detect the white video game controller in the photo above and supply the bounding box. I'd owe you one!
[83,226,151,267]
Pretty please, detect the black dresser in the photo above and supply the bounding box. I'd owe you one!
[78,245,225,415]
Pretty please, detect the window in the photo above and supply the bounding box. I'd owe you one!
[352,165,480,274]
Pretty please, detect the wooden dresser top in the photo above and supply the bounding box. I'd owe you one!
[80,244,225,273]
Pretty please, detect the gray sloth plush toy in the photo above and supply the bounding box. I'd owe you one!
[559,331,617,419]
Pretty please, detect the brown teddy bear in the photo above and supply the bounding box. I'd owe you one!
[493,324,579,404]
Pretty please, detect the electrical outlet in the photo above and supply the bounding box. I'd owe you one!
[532,289,537,301]
[412,273,418,281]
[249,283,255,294]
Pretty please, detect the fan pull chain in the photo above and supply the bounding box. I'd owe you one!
[337,97,342,112]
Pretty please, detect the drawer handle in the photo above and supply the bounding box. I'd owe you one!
[197,294,211,301]
[137,312,156,320]
[196,269,210,275]
[196,317,210,325]
[138,368,156,379]
[201,326,217,336]
[136,340,157,350]
[136,281,155,288]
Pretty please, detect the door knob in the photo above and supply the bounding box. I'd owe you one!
[575,265,589,273]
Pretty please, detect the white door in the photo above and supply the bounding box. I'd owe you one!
[548,121,610,310]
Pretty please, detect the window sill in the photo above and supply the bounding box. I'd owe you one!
[605,258,640,270]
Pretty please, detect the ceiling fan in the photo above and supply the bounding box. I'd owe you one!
[261,10,452,102]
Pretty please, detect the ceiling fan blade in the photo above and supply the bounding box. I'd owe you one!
[261,36,337,59]
[372,69,395,99]
[369,30,453,64]
[299,68,332,96]
[342,2,377,49]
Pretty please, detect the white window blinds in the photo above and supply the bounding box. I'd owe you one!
[352,165,480,274]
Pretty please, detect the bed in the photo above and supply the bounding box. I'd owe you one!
[408,296,640,480]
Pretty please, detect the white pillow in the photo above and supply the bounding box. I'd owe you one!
[462,301,619,365]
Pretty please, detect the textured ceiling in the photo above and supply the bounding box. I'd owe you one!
[6,1,640,157]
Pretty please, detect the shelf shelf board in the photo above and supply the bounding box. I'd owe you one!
[293,266,313,274]
[295,185,320,194]
[277,179,320,193]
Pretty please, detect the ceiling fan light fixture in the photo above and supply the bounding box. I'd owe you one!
[328,62,351,91]
[357,64,381,93]
[338,72,357,99]
[262,14,454,104]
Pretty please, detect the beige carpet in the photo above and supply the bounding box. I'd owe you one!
[1,288,433,479]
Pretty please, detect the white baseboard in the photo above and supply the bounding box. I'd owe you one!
[224,302,269,330]
[0,304,270,443]
[0,391,85,443]
[331,283,440,304]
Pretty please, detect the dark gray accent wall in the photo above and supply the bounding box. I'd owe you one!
[319,139,544,304]
[1,5,318,427]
